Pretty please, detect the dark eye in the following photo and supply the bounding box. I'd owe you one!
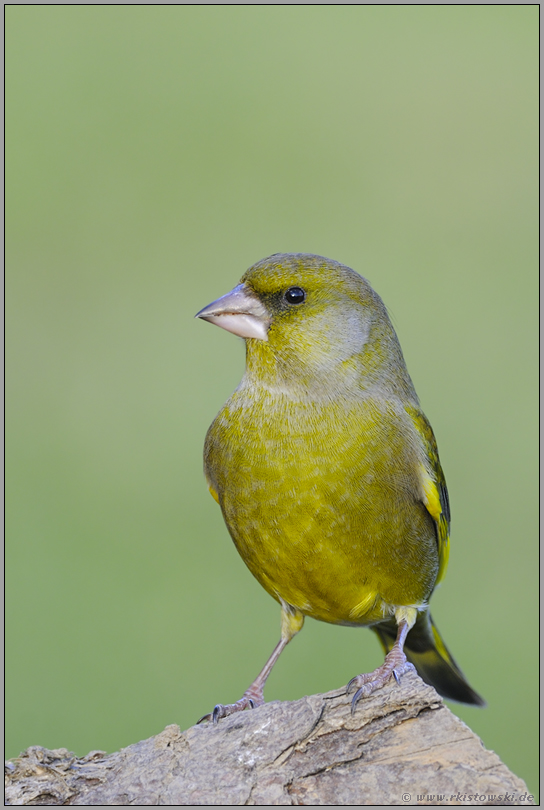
[284,286,306,305]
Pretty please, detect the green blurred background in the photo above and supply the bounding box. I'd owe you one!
[6,5,538,798]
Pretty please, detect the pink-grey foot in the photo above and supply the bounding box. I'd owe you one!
[197,636,292,724]
[347,619,416,712]
[197,683,265,725]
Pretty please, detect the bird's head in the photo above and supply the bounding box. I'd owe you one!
[196,253,415,400]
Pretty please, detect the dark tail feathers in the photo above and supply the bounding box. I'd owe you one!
[373,610,486,706]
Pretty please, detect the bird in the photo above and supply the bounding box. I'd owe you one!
[195,253,484,722]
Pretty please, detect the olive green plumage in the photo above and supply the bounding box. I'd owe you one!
[199,253,484,708]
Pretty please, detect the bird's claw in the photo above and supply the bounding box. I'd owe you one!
[350,687,364,713]
[347,656,416,713]
[197,694,262,725]
[347,671,374,693]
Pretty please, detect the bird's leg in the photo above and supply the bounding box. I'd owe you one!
[202,637,288,724]
[198,604,304,724]
[347,609,417,713]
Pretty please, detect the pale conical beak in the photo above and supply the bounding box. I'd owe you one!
[195,283,270,341]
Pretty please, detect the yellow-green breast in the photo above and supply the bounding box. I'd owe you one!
[205,385,439,627]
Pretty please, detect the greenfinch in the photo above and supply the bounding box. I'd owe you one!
[196,253,484,722]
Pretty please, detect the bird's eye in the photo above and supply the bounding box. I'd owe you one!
[284,287,306,305]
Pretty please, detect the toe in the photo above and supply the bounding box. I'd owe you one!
[197,695,258,725]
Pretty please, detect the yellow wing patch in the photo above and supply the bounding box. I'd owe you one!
[208,484,220,504]
[407,407,451,588]
[420,466,450,585]
[421,467,442,524]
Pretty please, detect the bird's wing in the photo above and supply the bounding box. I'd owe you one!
[207,483,220,504]
[406,407,451,586]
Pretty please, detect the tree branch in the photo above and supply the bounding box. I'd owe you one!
[5,672,534,806]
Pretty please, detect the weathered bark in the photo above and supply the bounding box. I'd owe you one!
[5,671,534,806]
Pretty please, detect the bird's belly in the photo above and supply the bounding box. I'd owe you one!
[205,396,438,626]
[223,488,435,626]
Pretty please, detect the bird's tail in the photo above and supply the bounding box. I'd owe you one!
[373,610,486,706]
